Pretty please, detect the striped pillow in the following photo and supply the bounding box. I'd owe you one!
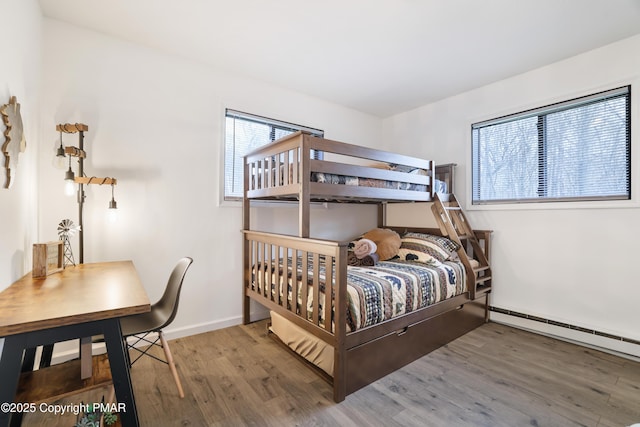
[398,232,459,264]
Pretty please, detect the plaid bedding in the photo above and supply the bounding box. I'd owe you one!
[252,257,466,332]
[311,170,428,192]
[254,167,429,192]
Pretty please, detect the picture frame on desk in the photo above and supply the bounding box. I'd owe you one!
[32,241,64,278]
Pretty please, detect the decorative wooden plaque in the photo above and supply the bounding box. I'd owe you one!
[32,241,64,278]
[1,96,26,189]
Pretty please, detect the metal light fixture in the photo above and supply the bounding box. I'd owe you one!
[56,123,119,263]
[53,130,67,170]
[64,155,76,196]
[108,183,118,223]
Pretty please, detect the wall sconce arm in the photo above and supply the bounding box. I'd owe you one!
[64,146,86,158]
[74,176,117,185]
[56,123,89,133]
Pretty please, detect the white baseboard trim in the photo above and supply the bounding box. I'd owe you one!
[490,311,640,362]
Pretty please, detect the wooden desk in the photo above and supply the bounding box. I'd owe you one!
[0,261,150,427]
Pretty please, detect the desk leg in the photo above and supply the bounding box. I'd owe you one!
[0,336,27,427]
[103,319,139,427]
[7,347,38,427]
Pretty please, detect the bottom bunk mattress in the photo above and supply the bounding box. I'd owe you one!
[343,260,467,331]
[254,258,468,333]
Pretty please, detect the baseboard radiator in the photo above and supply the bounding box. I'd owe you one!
[489,306,640,347]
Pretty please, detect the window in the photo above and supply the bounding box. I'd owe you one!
[224,109,324,201]
[471,86,631,204]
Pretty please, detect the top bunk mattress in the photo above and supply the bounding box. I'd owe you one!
[311,165,429,192]
[249,161,434,202]
[312,168,449,195]
[244,132,437,203]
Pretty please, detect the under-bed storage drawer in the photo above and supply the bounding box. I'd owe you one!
[345,295,487,395]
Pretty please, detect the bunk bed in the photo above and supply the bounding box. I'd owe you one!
[242,131,492,402]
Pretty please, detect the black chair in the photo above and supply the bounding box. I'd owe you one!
[119,256,193,398]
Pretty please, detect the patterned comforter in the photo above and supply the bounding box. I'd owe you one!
[253,257,467,332]
[254,167,429,192]
[311,170,428,192]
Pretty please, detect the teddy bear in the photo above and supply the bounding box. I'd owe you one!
[361,228,401,261]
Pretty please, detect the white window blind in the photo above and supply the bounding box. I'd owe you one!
[472,86,631,204]
[224,109,324,200]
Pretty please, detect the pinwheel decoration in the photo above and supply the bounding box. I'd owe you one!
[58,219,81,266]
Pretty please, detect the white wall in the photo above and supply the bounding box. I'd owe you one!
[38,19,382,351]
[0,0,41,288]
[0,0,41,355]
[383,35,640,356]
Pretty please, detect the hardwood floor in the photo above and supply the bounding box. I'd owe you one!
[22,321,640,426]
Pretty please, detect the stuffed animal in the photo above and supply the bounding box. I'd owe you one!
[353,238,377,259]
[362,228,401,261]
[347,239,379,266]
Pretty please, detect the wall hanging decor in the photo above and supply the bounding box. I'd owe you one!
[0,96,26,189]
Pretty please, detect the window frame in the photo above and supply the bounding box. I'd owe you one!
[470,85,631,206]
[223,109,324,202]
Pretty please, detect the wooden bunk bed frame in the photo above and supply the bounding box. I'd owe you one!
[242,131,491,402]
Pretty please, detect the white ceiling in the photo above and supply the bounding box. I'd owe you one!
[38,0,640,117]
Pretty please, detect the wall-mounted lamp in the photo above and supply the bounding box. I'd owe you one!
[108,183,118,223]
[64,155,75,196]
[56,122,119,263]
[54,130,67,170]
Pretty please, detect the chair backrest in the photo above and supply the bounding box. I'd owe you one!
[153,257,193,330]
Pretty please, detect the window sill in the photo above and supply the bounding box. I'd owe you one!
[465,198,640,211]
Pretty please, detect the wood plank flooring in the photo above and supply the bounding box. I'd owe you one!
[21,321,640,426]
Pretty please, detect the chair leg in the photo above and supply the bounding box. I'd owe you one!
[80,336,93,379]
[158,331,185,398]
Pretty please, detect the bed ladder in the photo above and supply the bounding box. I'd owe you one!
[431,193,492,299]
